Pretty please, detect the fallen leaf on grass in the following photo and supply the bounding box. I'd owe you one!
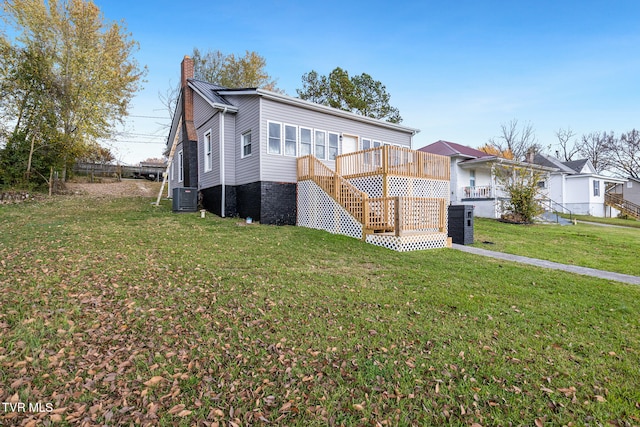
[168,404,186,414]
[144,376,164,386]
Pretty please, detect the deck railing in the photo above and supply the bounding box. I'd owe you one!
[336,145,450,180]
[298,154,448,236]
[366,197,446,234]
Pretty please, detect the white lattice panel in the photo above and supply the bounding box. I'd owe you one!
[297,180,363,239]
[387,176,450,200]
[347,176,384,198]
[366,233,449,251]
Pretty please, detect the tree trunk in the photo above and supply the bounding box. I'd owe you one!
[25,132,36,183]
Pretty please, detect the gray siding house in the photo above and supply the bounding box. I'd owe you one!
[167,56,419,225]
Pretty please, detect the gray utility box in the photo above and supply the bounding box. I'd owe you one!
[172,187,198,212]
[448,204,474,245]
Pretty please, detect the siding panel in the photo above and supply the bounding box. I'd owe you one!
[226,95,260,185]
[198,114,220,189]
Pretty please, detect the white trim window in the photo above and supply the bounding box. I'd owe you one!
[284,124,297,157]
[300,127,312,156]
[177,150,184,183]
[241,131,252,158]
[204,130,212,172]
[315,129,326,160]
[268,121,282,155]
[593,180,600,197]
[328,132,339,160]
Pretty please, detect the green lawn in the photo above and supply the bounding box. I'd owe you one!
[571,214,640,229]
[473,217,640,276]
[1,195,639,426]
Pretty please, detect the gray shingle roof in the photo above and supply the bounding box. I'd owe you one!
[563,159,589,173]
[533,153,576,174]
[188,79,235,107]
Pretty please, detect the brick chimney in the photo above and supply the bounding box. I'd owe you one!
[181,56,194,127]
[179,55,197,187]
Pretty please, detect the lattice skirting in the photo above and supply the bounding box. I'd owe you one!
[297,179,450,252]
[297,180,363,240]
[366,232,450,252]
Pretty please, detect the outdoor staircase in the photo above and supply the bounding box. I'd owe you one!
[605,193,640,220]
[296,146,451,251]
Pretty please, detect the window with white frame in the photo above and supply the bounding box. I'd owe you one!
[315,130,326,160]
[593,180,600,196]
[328,132,339,160]
[268,121,281,154]
[177,150,184,182]
[204,130,212,172]
[284,124,297,156]
[241,131,252,158]
[300,127,312,156]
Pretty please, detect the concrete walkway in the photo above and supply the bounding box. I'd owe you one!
[452,244,640,285]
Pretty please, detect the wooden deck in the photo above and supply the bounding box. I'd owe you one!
[297,146,450,247]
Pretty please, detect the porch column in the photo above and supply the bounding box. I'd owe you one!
[491,164,498,218]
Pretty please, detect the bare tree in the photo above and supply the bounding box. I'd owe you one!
[554,127,579,161]
[575,131,615,173]
[488,119,540,161]
[610,129,640,178]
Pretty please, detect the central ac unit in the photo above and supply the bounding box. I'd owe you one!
[172,187,198,212]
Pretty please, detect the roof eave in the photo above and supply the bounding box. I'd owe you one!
[218,88,420,135]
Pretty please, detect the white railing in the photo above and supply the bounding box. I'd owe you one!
[463,185,493,199]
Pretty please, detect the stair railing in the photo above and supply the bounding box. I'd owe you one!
[605,193,640,219]
[538,197,573,223]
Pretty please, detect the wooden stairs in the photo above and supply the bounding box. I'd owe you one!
[605,193,640,220]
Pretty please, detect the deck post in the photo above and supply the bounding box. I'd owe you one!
[439,199,446,232]
[395,197,403,237]
[362,194,369,240]
[309,156,315,181]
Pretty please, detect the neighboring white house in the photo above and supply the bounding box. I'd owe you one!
[419,141,553,218]
[533,153,626,217]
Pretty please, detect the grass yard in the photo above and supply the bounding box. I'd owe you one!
[473,217,640,276]
[1,195,639,426]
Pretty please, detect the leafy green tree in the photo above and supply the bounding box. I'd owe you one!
[297,67,402,123]
[191,48,280,91]
[0,0,145,188]
[495,164,545,223]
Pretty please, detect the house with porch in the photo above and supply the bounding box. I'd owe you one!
[532,153,627,217]
[166,56,450,251]
[418,140,553,218]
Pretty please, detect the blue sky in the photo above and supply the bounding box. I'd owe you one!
[94,0,640,164]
